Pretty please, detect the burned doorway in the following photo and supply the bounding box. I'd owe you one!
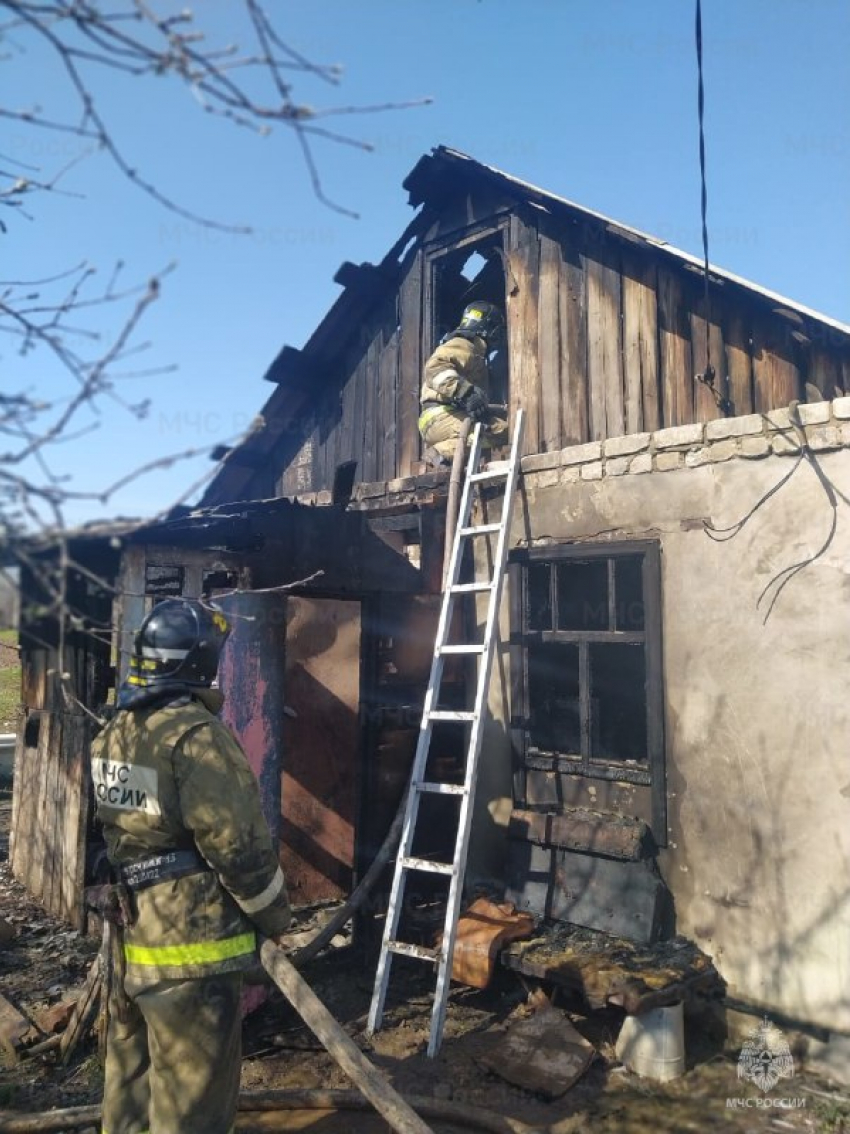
[282,597,361,903]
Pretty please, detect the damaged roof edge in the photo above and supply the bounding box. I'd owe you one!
[409,146,850,338]
[198,208,432,506]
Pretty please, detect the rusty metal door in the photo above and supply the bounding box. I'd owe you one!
[281,597,361,903]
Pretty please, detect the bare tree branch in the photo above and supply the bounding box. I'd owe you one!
[2,0,432,226]
[0,1,431,713]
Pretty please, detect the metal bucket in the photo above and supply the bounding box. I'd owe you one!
[0,734,15,780]
[615,1002,686,1082]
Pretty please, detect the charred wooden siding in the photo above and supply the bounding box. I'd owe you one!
[239,253,423,502]
[11,548,116,929]
[209,159,850,505]
[504,208,848,455]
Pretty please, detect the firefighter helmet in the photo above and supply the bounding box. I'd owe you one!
[127,598,231,690]
[457,301,504,344]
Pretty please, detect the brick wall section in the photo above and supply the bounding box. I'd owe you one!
[519,397,850,484]
[285,398,850,507]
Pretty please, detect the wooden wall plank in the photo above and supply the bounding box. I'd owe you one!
[690,304,726,422]
[371,329,385,481]
[537,233,563,452]
[723,310,754,416]
[397,254,423,477]
[560,244,589,445]
[507,215,540,454]
[58,715,89,929]
[338,348,359,470]
[313,411,330,496]
[622,257,659,433]
[586,253,624,439]
[657,268,694,426]
[361,334,380,483]
[280,423,316,497]
[41,711,64,914]
[10,712,41,890]
[752,315,801,412]
[379,323,400,480]
[27,711,53,907]
[323,383,343,493]
[808,346,843,400]
[350,350,367,482]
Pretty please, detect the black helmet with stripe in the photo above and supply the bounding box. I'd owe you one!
[127,599,231,690]
[457,300,504,345]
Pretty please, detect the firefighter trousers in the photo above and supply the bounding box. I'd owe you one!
[101,972,243,1134]
[420,405,509,460]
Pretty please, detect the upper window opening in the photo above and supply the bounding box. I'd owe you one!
[431,234,505,348]
[428,229,509,407]
[460,250,489,282]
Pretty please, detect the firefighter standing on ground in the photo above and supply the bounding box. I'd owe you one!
[418,300,509,462]
[91,598,292,1134]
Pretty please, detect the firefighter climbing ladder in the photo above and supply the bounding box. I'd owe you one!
[367,409,525,1058]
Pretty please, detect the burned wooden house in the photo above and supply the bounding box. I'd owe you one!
[12,147,850,1071]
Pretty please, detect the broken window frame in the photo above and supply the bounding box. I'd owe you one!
[509,540,665,835]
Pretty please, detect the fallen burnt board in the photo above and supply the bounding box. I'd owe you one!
[501,922,724,1014]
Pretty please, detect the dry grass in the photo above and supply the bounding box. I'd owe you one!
[0,629,21,731]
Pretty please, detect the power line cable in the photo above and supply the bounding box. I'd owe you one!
[694,0,731,414]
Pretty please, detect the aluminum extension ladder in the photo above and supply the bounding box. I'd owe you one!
[367,409,525,1058]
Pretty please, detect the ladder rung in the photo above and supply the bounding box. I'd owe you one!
[469,461,510,482]
[439,644,485,655]
[387,941,440,963]
[401,856,455,876]
[415,781,467,796]
[426,709,475,722]
[449,582,494,593]
[458,523,501,536]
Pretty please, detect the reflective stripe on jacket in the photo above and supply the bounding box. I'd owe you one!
[421,333,490,408]
[417,402,460,434]
[91,691,291,988]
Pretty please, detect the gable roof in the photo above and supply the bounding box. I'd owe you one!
[406,147,850,337]
[201,146,850,506]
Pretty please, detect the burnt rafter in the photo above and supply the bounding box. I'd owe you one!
[263,345,312,388]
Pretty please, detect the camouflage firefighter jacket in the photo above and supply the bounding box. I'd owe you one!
[91,688,291,989]
[421,332,490,407]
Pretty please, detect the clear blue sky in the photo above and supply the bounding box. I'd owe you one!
[6,0,849,527]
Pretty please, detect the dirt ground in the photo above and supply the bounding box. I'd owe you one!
[1,792,848,1134]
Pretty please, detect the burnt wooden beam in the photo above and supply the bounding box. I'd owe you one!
[211,446,267,470]
[263,345,313,390]
[508,807,655,862]
[333,261,401,292]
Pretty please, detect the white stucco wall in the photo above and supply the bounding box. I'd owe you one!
[477,400,850,1035]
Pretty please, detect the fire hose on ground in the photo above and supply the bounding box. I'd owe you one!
[0,1090,538,1133]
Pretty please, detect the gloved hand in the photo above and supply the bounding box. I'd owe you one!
[458,384,488,420]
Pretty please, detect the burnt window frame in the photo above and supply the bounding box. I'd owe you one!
[509,540,666,839]
[421,219,511,409]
